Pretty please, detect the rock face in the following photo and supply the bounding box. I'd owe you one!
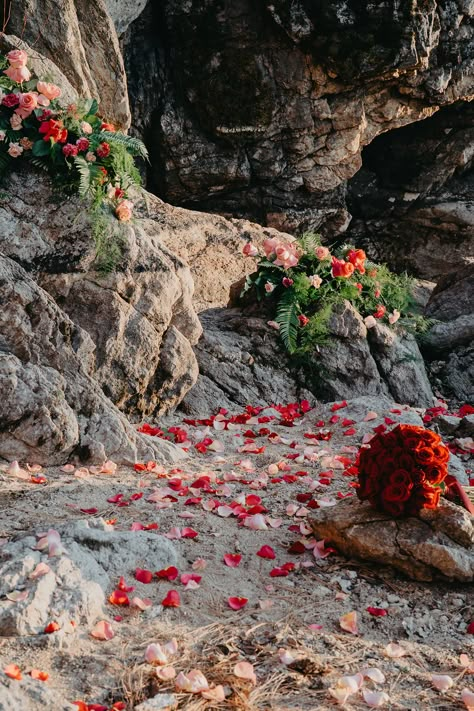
[0,676,75,711]
[1,171,202,423]
[310,498,474,582]
[422,264,474,401]
[0,256,182,465]
[181,304,434,416]
[123,0,474,247]
[3,3,130,128]
[0,520,177,636]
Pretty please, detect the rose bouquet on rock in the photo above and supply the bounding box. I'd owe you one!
[356,424,450,516]
[241,233,426,354]
[0,49,148,268]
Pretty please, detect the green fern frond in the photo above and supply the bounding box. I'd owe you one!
[276,289,299,354]
[101,131,149,160]
[73,156,93,197]
[298,232,322,253]
[31,157,50,173]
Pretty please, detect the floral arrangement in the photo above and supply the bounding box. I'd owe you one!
[241,233,425,354]
[356,424,450,516]
[0,49,148,267]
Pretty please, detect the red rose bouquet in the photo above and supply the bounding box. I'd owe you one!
[356,424,450,517]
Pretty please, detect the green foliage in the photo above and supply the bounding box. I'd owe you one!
[242,232,423,356]
[0,50,147,271]
[276,289,299,354]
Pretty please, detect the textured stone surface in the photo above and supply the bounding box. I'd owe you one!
[0,171,202,425]
[105,0,148,35]
[310,498,474,582]
[123,0,474,240]
[3,2,130,128]
[0,256,182,465]
[423,264,474,401]
[181,305,434,415]
[0,520,177,636]
[0,676,75,711]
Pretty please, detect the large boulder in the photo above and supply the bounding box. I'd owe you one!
[422,264,474,401]
[0,255,182,465]
[0,171,202,423]
[2,2,130,128]
[181,303,434,416]
[310,498,474,582]
[123,0,474,242]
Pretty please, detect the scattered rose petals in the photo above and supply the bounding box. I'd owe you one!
[4,664,22,680]
[90,621,114,641]
[362,689,390,707]
[384,642,406,658]
[161,590,180,608]
[431,674,454,693]
[256,545,276,559]
[363,668,385,684]
[462,688,474,710]
[228,596,248,610]
[202,685,226,701]
[156,566,179,581]
[175,669,209,693]
[278,649,296,665]
[44,621,60,634]
[244,514,268,530]
[6,591,29,602]
[131,596,152,610]
[30,669,49,681]
[224,553,242,567]
[156,666,176,681]
[135,568,153,584]
[192,558,207,571]
[339,611,358,635]
[29,562,50,579]
[234,661,256,684]
[366,607,388,617]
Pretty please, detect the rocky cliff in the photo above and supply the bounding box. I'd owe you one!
[120,0,474,278]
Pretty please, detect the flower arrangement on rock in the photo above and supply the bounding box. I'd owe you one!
[241,233,423,354]
[0,49,148,265]
[356,425,450,517]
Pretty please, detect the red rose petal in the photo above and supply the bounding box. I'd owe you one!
[161,590,180,607]
[256,545,276,560]
[228,596,248,610]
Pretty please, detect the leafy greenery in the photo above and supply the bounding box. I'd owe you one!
[241,232,429,355]
[0,49,148,271]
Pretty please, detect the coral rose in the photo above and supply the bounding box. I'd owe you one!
[6,49,28,67]
[315,246,330,260]
[4,65,31,83]
[331,257,354,278]
[347,248,366,274]
[309,274,322,288]
[15,92,38,118]
[101,122,116,132]
[80,121,93,135]
[115,200,133,222]
[374,304,386,319]
[298,314,309,326]
[19,137,33,150]
[36,82,61,101]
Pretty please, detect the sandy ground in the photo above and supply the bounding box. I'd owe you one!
[0,399,473,710]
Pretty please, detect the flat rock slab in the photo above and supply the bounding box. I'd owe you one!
[310,498,474,582]
[0,520,178,636]
[0,675,75,711]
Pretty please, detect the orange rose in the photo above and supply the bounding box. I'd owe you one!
[347,248,366,274]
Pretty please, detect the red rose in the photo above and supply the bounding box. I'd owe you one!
[2,93,19,107]
[96,141,111,158]
[101,122,116,132]
[298,314,309,326]
[76,137,90,152]
[415,447,436,465]
[374,304,386,319]
[431,444,450,464]
[383,484,412,503]
[39,119,68,143]
[424,465,447,485]
[62,143,78,157]
[381,499,405,516]
[347,248,366,274]
[389,469,412,486]
[397,454,415,470]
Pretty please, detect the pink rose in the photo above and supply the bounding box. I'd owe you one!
[274,243,299,269]
[80,121,93,135]
[309,274,322,288]
[242,242,258,257]
[364,315,377,329]
[264,282,275,293]
[36,82,61,101]
[282,277,294,288]
[115,199,133,222]
[389,309,400,325]
[19,137,33,150]
[85,151,96,162]
[6,50,28,67]
[7,142,23,158]
[37,95,50,107]
[15,92,38,118]
[263,237,279,258]
[4,64,31,83]
[62,143,79,157]
[315,246,330,260]
[10,113,22,130]
[76,137,90,152]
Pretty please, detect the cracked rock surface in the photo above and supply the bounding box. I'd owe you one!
[311,498,474,582]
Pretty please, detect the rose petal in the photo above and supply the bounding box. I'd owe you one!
[224,553,242,567]
[362,689,390,707]
[462,688,474,710]
[90,621,114,641]
[228,596,248,610]
[431,674,454,693]
[384,642,407,658]
[155,666,176,681]
[339,611,358,635]
[233,661,256,684]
